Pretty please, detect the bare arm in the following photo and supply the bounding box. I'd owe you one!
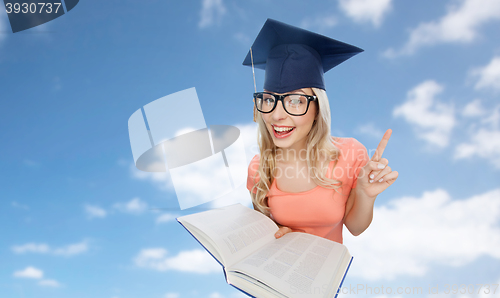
[344,129,398,236]
[343,188,376,236]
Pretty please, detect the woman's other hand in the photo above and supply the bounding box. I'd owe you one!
[275,226,292,238]
[356,129,398,199]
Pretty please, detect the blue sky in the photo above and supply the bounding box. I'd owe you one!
[1,0,500,297]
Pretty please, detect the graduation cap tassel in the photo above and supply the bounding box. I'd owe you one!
[250,47,258,122]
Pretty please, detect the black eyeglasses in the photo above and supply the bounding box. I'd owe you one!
[253,92,317,116]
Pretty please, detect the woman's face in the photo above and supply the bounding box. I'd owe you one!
[261,88,317,151]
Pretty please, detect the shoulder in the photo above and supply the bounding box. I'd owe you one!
[333,137,366,150]
[332,138,369,189]
[247,155,260,192]
[248,155,260,174]
[333,137,369,164]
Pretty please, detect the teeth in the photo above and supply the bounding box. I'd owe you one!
[274,126,294,132]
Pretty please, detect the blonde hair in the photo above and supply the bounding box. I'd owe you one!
[251,88,342,216]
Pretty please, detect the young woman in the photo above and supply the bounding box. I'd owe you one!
[244,19,398,244]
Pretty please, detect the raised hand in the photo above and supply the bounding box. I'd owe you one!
[356,129,398,199]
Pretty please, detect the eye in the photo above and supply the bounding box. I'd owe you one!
[287,95,306,105]
[262,94,275,105]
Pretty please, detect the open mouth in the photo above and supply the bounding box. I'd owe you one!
[272,125,295,138]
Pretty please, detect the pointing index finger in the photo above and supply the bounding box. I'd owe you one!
[371,129,392,162]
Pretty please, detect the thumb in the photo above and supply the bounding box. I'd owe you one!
[275,226,292,238]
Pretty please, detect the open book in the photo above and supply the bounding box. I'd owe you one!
[177,204,352,298]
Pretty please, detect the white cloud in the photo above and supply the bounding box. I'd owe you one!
[12,243,50,254]
[209,293,224,298]
[455,103,500,168]
[52,241,89,257]
[170,123,256,209]
[12,240,88,257]
[455,128,500,167]
[345,188,500,280]
[13,267,44,279]
[199,0,226,29]
[483,106,500,128]
[471,56,500,92]
[13,267,62,288]
[208,183,252,209]
[130,162,172,191]
[236,122,259,161]
[393,80,455,148]
[301,15,338,31]
[355,123,384,139]
[113,197,148,214]
[130,122,257,209]
[384,0,500,57]
[168,152,240,209]
[156,213,179,224]
[38,279,61,287]
[164,293,180,298]
[338,0,392,27]
[134,248,221,274]
[84,204,107,218]
[462,99,486,117]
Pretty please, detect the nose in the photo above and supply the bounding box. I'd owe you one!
[271,99,288,121]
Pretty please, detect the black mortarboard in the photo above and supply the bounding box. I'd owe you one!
[242,19,363,93]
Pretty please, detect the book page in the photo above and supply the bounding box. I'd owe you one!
[178,204,279,267]
[229,232,348,298]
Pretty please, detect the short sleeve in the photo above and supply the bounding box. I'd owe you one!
[350,138,369,189]
[247,155,260,193]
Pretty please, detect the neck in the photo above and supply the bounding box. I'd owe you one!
[275,139,308,164]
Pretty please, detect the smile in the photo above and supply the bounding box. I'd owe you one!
[272,125,295,138]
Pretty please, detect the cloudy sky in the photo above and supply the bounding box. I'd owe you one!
[1,0,499,297]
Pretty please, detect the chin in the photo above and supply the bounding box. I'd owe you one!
[271,136,300,150]
[272,141,292,150]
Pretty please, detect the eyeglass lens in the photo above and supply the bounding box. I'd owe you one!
[255,94,309,115]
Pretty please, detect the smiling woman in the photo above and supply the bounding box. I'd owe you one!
[244,19,398,244]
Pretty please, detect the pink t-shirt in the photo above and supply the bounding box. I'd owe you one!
[247,138,369,244]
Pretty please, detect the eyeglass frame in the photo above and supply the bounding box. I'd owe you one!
[253,92,318,116]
